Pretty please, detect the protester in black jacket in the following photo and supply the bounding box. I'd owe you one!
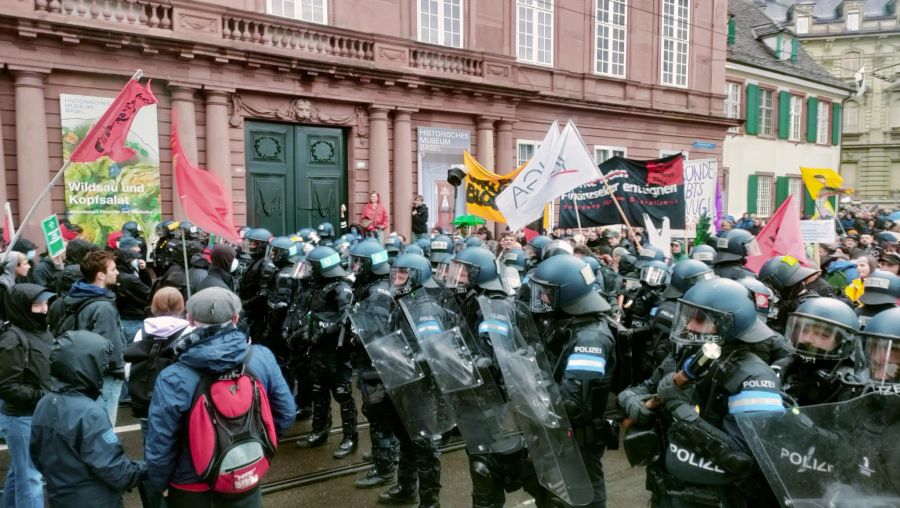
[196,245,237,293]
[0,283,55,508]
[31,252,65,289]
[31,330,147,508]
[411,194,429,243]
[113,248,151,343]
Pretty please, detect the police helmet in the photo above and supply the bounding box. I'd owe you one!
[619,253,638,274]
[390,253,435,296]
[529,254,611,316]
[384,237,404,257]
[332,237,351,259]
[268,236,298,268]
[340,233,359,246]
[464,236,485,248]
[690,244,716,266]
[640,259,671,288]
[636,245,667,269]
[758,255,820,297]
[349,239,390,277]
[858,307,900,386]
[525,235,552,262]
[122,221,142,237]
[541,239,575,260]
[403,244,424,256]
[317,222,335,240]
[662,260,715,299]
[736,277,776,319]
[297,227,320,245]
[429,235,454,263]
[580,256,606,292]
[785,298,860,360]
[415,238,432,258]
[156,219,179,236]
[713,229,761,264]
[434,254,453,286]
[298,246,348,279]
[445,247,503,293]
[245,228,273,256]
[859,270,900,307]
[179,221,199,237]
[673,278,773,345]
[238,226,251,240]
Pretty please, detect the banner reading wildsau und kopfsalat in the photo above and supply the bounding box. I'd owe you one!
[559,154,686,229]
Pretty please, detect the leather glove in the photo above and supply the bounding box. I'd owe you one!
[656,372,691,405]
[618,391,656,427]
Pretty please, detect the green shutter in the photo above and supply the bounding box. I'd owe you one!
[790,38,798,62]
[806,96,818,143]
[775,176,790,208]
[778,91,791,139]
[832,102,842,145]
[745,84,761,135]
[727,16,735,45]
[804,185,816,217]
[747,175,759,214]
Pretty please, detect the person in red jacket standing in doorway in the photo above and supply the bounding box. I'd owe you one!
[361,191,389,244]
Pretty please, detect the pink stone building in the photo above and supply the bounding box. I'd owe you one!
[0,0,734,242]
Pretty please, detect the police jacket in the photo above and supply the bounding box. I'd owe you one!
[144,325,296,491]
[308,276,353,343]
[713,262,756,281]
[30,330,146,508]
[0,284,53,416]
[782,358,861,406]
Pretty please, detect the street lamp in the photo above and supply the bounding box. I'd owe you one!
[447,164,467,233]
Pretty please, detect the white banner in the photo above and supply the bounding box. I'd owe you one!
[800,219,836,244]
[682,158,718,234]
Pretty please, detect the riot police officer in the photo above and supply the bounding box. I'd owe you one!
[317,222,336,246]
[651,278,784,507]
[237,227,274,343]
[429,234,454,268]
[262,237,301,389]
[858,307,900,391]
[528,254,616,507]
[121,220,147,259]
[856,270,900,327]
[623,259,670,381]
[689,244,716,266]
[523,235,552,273]
[296,246,358,460]
[650,260,716,367]
[712,229,758,280]
[758,255,821,334]
[781,298,862,405]
[151,219,179,274]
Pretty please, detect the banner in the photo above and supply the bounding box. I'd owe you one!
[463,152,525,223]
[746,194,809,273]
[800,167,852,220]
[60,93,162,246]
[800,219,836,244]
[682,158,718,233]
[559,154,686,229]
[417,127,471,232]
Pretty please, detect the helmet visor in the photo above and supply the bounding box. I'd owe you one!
[670,301,731,345]
[350,255,372,275]
[445,260,480,290]
[744,238,762,257]
[390,266,417,293]
[640,266,669,287]
[292,260,313,280]
[501,252,525,272]
[785,314,853,360]
[529,280,559,314]
[864,336,900,385]
[434,262,450,285]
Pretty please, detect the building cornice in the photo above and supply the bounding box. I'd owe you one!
[726,61,854,96]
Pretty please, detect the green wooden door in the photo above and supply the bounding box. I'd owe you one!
[245,122,346,235]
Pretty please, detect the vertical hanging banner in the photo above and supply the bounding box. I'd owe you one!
[60,93,161,245]
[462,152,525,223]
[417,127,471,232]
[681,158,718,234]
[559,154,686,229]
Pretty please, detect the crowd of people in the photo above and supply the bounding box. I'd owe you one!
[0,199,897,508]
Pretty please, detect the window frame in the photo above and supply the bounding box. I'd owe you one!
[816,99,831,145]
[756,173,775,218]
[417,0,464,48]
[660,0,691,88]
[594,0,628,78]
[846,11,860,31]
[594,145,627,164]
[516,139,541,167]
[266,0,328,24]
[516,0,555,67]
[759,87,776,138]
[659,149,689,159]
[795,15,809,34]
[788,94,803,142]
[725,81,743,133]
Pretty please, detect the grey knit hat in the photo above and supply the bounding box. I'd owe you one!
[186,287,242,326]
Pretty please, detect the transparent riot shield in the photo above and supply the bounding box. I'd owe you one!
[477,296,594,506]
[350,298,454,439]
[736,393,900,507]
[400,289,520,454]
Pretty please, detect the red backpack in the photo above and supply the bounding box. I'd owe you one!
[185,351,278,494]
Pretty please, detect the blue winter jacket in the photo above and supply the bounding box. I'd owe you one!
[144,325,296,491]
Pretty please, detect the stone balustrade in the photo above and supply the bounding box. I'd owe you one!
[34,0,173,29]
[222,15,374,60]
[410,48,484,77]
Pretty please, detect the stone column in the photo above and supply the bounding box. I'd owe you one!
[495,119,515,236]
[392,108,415,240]
[475,116,495,234]
[204,88,233,209]
[12,68,52,245]
[169,83,200,221]
[369,106,391,233]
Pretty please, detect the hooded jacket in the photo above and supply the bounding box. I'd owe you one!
[144,325,295,491]
[0,283,53,416]
[63,280,126,377]
[113,250,151,321]
[124,315,192,380]
[195,265,234,293]
[32,255,63,289]
[0,255,19,321]
[187,252,210,292]
[30,330,146,508]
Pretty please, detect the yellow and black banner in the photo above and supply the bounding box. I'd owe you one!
[463,151,525,224]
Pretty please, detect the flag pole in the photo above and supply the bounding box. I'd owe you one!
[181,228,192,300]
[597,168,633,230]
[572,195,584,237]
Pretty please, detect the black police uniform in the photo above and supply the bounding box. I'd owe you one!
[263,261,300,389]
[623,283,664,381]
[238,254,275,343]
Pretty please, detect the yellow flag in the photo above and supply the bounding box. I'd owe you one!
[463,151,526,224]
[800,167,852,219]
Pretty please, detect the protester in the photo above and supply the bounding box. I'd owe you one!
[113,245,151,345]
[31,249,65,290]
[411,194,429,243]
[196,244,237,292]
[361,191,388,243]
[0,252,29,321]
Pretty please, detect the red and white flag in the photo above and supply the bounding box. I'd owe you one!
[171,116,240,244]
[746,194,810,273]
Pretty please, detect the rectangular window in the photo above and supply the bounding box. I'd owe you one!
[789,95,803,141]
[517,0,554,66]
[659,149,688,159]
[418,0,463,48]
[846,12,859,31]
[817,101,830,144]
[595,0,627,77]
[594,146,626,164]
[796,16,809,34]
[517,140,539,167]
[759,89,774,136]
[788,177,803,208]
[725,82,742,133]
[660,0,690,87]
[757,175,773,217]
[268,0,327,23]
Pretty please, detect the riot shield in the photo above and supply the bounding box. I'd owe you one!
[350,298,454,439]
[400,289,520,454]
[736,393,900,507]
[477,296,594,506]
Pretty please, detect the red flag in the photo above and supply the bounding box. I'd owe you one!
[745,195,809,273]
[171,116,240,245]
[69,78,158,163]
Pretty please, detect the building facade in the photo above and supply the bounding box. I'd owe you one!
[0,0,734,243]
[763,0,900,204]
[723,0,852,219]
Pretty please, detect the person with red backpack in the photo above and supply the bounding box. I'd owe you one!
[144,287,296,507]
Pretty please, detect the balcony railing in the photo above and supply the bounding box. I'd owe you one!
[35,0,173,29]
[222,15,374,61]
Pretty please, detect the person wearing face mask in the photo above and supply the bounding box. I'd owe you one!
[0,252,30,321]
[196,245,238,293]
[0,283,55,508]
[114,238,152,348]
